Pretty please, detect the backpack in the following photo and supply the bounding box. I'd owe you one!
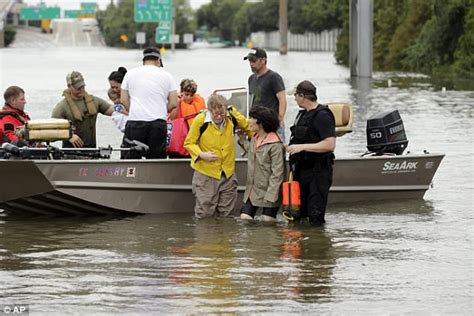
[197,106,239,140]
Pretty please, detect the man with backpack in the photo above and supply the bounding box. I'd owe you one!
[184,94,253,219]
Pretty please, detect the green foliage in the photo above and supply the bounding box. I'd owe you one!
[301,0,345,33]
[4,25,16,47]
[373,0,405,70]
[334,0,349,65]
[452,3,474,78]
[197,0,344,42]
[335,0,473,79]
[384,0,433,70]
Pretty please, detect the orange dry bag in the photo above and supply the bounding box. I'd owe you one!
[281,171,301,221]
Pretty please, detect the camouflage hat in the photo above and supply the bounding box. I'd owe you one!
[66,71,85,89]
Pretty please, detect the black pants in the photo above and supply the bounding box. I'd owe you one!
[123,119,167,159]
[241,199,280,218]
[294,163,333,225]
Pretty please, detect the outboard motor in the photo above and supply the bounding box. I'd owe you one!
[366,110,408,155]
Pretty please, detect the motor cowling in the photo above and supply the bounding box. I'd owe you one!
[366,110,408,155]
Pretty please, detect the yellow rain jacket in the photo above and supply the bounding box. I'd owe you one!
[184,106,252,180]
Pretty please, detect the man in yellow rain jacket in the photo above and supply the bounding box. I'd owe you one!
[184,94,252,219]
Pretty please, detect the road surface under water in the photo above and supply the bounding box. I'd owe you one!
[0,38,473,314]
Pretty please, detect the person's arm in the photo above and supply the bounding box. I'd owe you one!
[231,106,254,138]
[167,90,178,112]
[51,102,84,148]
[276,90,287,126]
[265,143,285,203]
[120,89,130,111]
[286,137,336,155]
[97,96,114,116]
[1,118,19,143]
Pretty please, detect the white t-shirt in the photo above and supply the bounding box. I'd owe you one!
[121,65,178,121]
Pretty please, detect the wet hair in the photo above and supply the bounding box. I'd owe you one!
[207,94,227,111]
[249,106,280,133]
[108,67,127,83]
[4,86,24,102]
[296,80,318,102]
[180,79,198,94]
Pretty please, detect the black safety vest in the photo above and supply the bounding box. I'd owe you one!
[289,104,335,168]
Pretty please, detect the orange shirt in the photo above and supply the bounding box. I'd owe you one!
[179,94,206,127]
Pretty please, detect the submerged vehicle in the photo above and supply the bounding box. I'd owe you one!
[0,90,444,216]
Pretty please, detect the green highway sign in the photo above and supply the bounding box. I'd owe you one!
[135,0,173,23]
[80,2,97,15]
[155,26,171,44]
[65,10,81,19]
[20,7,61,20]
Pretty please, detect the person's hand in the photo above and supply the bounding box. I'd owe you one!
[286,144,304,155]
[69,134,84,148]
[199,151,218,162]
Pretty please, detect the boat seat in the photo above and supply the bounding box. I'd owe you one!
[22,119,72,142]
[327,103,353,137]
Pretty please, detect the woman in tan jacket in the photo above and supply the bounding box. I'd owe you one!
[241,106,285,222]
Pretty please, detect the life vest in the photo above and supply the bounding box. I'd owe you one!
[0,110,28,125]
[289,104,335,168]
[0,107,30,144]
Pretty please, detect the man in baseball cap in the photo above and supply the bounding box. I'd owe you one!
[243,47,267,61]
[66,71,86,90]
[243,47,287,140]
[51,71,113,148]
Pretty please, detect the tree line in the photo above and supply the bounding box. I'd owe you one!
[97,0,472,79]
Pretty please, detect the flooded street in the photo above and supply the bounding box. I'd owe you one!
[0,42,473,314]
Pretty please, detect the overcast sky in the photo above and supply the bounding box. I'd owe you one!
[23,0,211,10]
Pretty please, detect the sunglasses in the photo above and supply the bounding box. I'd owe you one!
[248,56,259,63]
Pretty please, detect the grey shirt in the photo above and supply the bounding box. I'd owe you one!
[248,69,285,112]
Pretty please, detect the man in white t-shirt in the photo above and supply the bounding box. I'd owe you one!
[120,47,178,159]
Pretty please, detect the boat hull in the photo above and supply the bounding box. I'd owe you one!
[0,153,444,216]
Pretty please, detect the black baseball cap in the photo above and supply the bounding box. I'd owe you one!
[243,47,267,60]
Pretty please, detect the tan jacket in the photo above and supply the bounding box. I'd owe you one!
[243,132,285,207]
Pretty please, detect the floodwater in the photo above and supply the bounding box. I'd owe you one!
[0,42,473,314]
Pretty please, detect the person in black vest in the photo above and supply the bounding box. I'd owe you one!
[286,80,336,226]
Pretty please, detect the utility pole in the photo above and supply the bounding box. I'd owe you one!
[350,0,373,77]
[279,0,288,55]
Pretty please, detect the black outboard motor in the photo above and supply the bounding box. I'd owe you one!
[366,110,408,155]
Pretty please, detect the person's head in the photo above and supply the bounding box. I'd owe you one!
[249,106,280,134]
[3,86,26,111]
[207,94,228,125]
[108,66,127,95]
[142,47,163,67]
[294,80,318,107]
[66,71,86,99]
[180,79,198,104]
[107,87,120,103]
[243,47,267,74]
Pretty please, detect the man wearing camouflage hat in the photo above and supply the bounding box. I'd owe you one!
[52,71,113,148]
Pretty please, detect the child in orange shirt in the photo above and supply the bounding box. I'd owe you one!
[169,79,206,127]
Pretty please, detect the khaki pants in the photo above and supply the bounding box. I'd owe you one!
[192,171,238,219]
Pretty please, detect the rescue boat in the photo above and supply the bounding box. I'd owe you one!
[0,90,444,216]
